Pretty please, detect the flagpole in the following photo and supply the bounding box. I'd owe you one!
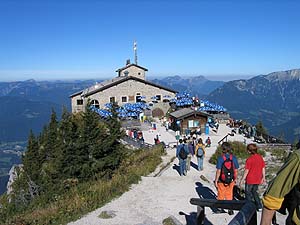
[134,40,137,65]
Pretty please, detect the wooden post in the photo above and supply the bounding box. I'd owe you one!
[228,201,257,225]
[196,206,205,225]
[190,198,257,225]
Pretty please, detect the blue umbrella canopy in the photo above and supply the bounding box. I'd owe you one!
[198,100,227,112]
[104,102,113,109]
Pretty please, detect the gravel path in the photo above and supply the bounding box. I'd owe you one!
[68,123,286,225]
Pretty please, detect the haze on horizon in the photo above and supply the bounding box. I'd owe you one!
[0,0,299,82]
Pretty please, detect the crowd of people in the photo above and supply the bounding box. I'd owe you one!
[175,135,300,224]
[128,117,299,224]
[175,136,212,176]
[126,128,144,144]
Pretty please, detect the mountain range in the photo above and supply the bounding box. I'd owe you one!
[151,75,224,97]
[206,69,300,143]
[0,69,300,194]
[0,79,102,142]
[0,70,299,143]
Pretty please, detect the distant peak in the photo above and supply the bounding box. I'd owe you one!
[266,69,300,81]
[24,79,36,83]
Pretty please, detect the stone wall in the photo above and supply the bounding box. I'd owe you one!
[72,79,175,113]
[119,66,145,80]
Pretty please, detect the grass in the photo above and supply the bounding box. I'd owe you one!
[200,175,210,183]
[209,141,265,165]
[0,145,165,225]
[265,165,282,181]
[269,148,289,161]
[98,211,115,219]
[162,216,177,225]
[154,156,175,177]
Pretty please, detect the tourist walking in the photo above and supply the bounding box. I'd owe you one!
[186,139,195,171]
[176,139,189,176]
[214,142,239,215]
[205,137,211,147]
[195,138,206,171]
[239,143,265,211]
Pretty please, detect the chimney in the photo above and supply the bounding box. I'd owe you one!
[126,59,131,65]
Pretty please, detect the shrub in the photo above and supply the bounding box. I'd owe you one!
[209,141,266,165]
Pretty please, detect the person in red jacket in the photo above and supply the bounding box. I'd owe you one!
[239,143,266,211]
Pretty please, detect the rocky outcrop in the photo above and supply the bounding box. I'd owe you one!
[6,164,23,195]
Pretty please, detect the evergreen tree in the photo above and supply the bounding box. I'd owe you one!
[87,103,125,178]
[38,124,49,163]
[55,106,72,179]
[60,111,83,179]
[256,120,268,136]
[22,130,41,183]
[78,104,104,179]
[47,109,59,160]
[39,109,61,192]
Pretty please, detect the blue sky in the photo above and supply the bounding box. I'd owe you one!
[0,0,299,81]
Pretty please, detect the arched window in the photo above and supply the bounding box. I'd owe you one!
[91,99,100,108]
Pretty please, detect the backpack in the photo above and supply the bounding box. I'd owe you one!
[219,154,234,184]
[179,145,187,159]
[207,138,211,145]
[188,143,194,155]
[197,146,204,157]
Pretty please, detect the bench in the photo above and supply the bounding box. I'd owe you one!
[190,198,257,225]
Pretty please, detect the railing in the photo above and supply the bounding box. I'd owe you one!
[122,136,153,149]
[218,133,234,145]
[190,198,257,225]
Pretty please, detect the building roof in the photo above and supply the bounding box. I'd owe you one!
[116,63,148,72]
[69,76,177,98]
[169,108,210,119]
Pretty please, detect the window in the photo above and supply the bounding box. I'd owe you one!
[121,96,127,103]
[91,99,100,108]
[77,99,83,105]
[136,93,141,102]
[156,95,161,101]
[110,97,116,103]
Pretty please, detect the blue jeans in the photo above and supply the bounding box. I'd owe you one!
[179,158,187,176]
[197,156,204,170]
[245,184,262,210]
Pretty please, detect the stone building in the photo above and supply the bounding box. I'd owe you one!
[70,60,177,115]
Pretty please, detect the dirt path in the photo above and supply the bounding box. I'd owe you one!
[68,123,286,225]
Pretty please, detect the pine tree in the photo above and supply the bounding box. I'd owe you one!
[256,120,268,136]
[89,103,125,177]
[22,130,41,183]
[55,106,72,179]
[78,103,104,179]
[39,109,61,192]
[60,111,83,179]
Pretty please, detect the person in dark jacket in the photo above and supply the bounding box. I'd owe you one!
[176,139,189,176]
